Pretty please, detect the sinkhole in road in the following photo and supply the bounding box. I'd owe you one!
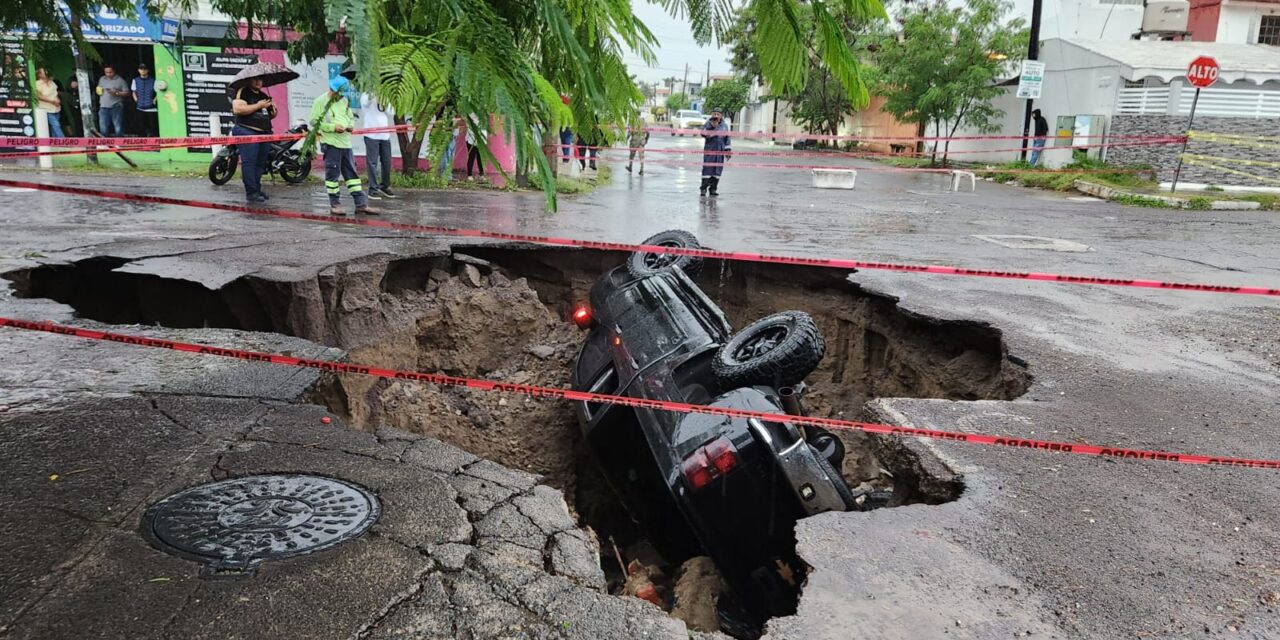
[4,244,1030,637]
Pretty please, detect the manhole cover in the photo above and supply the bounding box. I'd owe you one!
[142,474,379,577]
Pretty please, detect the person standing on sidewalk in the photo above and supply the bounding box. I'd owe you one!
[1029,109,1049,166]
[34,68,64,138]
[312,76,377,215]
[360,92,396,199]
[465,117,485,180]
[63,76,83,137]
[699,107,730,196]
[436,115,461,181]
[230,77,276,202]
[131,63,158,138]
[95,65,129,136]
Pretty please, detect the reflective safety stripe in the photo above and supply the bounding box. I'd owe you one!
[346,179,363,192]
[325,180,340,194]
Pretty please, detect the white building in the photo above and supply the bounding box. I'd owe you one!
[940,38,1280,187]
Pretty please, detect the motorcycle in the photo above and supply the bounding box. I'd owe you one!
[208,122,313,186]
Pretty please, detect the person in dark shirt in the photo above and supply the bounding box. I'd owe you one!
[131,63,158,138]
[229,78,277,202]
[700,108,731,196]
[62,77,83,137]
[1030,109,1050,166]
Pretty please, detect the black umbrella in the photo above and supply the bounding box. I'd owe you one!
[228,62,299,90]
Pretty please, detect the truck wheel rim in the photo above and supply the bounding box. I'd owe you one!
[642,240,683,270]
[734,325,789,361]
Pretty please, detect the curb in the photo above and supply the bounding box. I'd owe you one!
[1073,180,1261,210]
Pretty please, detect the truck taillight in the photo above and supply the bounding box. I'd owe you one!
[681,437,739,490]
[571,305,594,329]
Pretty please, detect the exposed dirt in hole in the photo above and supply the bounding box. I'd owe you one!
[313,269,587,497]
[4,244,1030,637]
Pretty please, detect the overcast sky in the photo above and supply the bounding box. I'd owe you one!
[622,0,1040,86]
[623,2,735,85]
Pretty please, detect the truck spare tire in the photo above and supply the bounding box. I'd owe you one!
[712,311,825,389]
[627,229,704,279]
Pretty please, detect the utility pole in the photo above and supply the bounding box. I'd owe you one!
[682,63,689,98]
[69,16,98,164]
[1019,0,1043,162]
[705,59,711,92]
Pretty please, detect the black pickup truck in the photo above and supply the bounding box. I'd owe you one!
[571,231,881,632]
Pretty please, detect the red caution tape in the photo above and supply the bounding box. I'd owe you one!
[1,316,1276,470]
[0,125,414,159]
[2,178,1277,299]
[641,127,1185,143]
[585,141,1179,163]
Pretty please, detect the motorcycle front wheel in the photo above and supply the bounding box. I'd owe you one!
[208,152,239,186]
[277,150,312,184]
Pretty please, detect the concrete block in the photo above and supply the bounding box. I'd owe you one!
[812,168,856,189]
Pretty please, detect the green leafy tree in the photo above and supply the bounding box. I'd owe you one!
[872,0,1027,164]
[181,0,885,207]
[725,5,882,137]
[666,92,691,112]
[788,66,855,138]
[2,0,141,47]
[700,78,749,116]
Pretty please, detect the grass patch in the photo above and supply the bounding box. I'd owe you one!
[881,156,934,169]
[11,161,209,180]
[1111,193,1174,209]
[972,156,1157,193]
[390,164,612,196]
[529,164,612,194]
[1239,194,1280,210]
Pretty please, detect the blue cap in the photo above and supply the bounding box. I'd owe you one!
[329,76,350,93]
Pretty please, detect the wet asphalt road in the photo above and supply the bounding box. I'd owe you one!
[2,135,1280,638]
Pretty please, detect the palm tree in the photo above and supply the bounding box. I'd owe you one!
[209,0,886,207]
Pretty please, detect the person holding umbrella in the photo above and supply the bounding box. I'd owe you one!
[228,62,296,202]
[699,107,730,197]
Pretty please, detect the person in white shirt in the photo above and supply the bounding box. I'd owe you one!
[465,116,484,179]
[359,93,396,198]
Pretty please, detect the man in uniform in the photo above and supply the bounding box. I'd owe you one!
[311,76,377,215]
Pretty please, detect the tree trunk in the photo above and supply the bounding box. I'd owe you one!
[394,115,423,175]
[915,121,926,156]
[931,121,939,165]
[69,17,98,164]
[543,139,559,178]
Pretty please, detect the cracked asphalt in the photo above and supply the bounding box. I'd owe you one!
[2,135,1280,638]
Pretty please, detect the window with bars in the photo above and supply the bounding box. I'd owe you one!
[1260,15,1280,46]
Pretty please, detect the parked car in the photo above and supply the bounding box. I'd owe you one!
[671,109,706,135]
[570,230,886,633]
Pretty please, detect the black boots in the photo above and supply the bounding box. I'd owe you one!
[699,178,710,196]
[708,177,719,196]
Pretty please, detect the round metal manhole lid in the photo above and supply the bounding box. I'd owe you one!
[143,474,379,575]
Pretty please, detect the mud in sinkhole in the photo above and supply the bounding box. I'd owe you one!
[5,245,1030,637]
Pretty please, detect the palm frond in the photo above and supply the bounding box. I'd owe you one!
[812,2,869,109]
[652,0,734,45]
[376,39,449,116]
[751,0,806,95]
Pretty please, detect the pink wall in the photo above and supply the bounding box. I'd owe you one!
[1189,0,1223,41]
[446,116,516,184]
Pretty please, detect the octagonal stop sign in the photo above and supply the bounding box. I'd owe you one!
[1186,55,1220,89]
